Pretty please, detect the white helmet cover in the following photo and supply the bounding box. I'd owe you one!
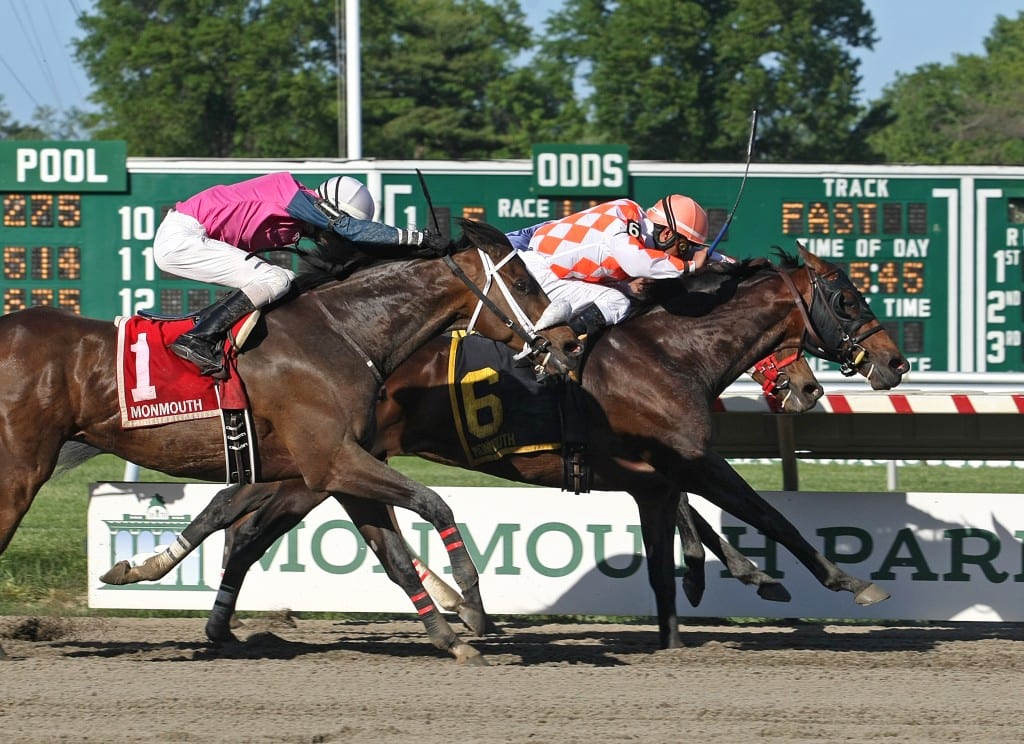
[315,176,375,221]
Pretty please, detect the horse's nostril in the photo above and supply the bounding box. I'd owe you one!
[566,342,584,357]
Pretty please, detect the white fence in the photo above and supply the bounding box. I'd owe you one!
[89,483,1024,622]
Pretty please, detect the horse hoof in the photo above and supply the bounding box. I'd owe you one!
[205,626,240,644]
[682,578,705,608]
[756,582,792,602]
[453,644,488,666]
[455,602,491,637]
[854,583,890,606]
[99,561,132,585]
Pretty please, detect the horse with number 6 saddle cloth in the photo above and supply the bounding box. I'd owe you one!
[437,330,591,492]
[115,310,261,484]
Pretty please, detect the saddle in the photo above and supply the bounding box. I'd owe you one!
[116,309,262,485]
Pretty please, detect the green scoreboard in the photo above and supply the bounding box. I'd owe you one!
[2,141,1023,375]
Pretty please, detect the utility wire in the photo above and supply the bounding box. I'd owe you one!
[9,0,65,111]
[43,0,86,104]
[0,52,42,111]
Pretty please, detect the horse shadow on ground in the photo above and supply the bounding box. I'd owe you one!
[41,618,1024,666]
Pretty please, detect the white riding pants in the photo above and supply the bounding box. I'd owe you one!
[153,210,296,307]
[519,249,633,324]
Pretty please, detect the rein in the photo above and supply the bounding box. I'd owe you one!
[309,293,384,386]
[777,265,883,377]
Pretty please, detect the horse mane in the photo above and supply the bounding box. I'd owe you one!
[642,249,799,318]
[289,218,500,296]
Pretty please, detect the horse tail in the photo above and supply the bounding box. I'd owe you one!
[55,442,103,475]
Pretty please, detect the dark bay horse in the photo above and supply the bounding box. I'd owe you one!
[106,247,908,657]
[102,338,823,652]
[0,220,581,663]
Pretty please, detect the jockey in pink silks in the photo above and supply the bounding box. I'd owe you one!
[153,172,447,376]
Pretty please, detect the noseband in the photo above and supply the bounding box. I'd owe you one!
[778,265,884,376]
[445,249,555,369]
[748,347,802,395]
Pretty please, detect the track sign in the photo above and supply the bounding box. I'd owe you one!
[532,144,628,196]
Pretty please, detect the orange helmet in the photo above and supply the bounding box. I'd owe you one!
[646,194,709,247]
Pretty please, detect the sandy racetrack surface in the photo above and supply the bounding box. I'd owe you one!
[1,615,1021,743]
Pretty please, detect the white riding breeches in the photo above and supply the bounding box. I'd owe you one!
[519,249,633,325]
[153,210,296,307]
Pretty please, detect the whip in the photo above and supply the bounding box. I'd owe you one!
[707,109,758,258]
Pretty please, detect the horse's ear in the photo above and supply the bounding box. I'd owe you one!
[797,242,828,273]
[459,218,512,255]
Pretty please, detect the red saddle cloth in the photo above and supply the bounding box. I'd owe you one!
[116,315,248,429]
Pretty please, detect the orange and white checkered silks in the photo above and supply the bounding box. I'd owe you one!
[529,199,688,283]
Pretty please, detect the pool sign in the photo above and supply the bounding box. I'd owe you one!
[0,140,127,191]
[531,144,628,196]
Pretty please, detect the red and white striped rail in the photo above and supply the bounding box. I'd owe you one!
[714,389,1024,414]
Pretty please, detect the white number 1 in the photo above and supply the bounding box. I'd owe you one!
[130,332,158,402]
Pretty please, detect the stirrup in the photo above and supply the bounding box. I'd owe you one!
[169,336,224,376]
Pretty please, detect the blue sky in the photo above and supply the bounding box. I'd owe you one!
[1,0,1022,125]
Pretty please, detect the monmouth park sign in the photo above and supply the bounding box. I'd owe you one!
[87,484,1024,622]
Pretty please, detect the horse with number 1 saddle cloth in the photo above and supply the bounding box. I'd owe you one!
[115,310,261,484]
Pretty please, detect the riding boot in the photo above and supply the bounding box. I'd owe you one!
[568,303,607,339]
[169,290,257,376]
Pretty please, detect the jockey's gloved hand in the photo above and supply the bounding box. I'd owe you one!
[421,228,449,256]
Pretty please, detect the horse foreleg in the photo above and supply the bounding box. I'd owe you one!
[340,497,485,665]
[674,494,708,608]
[686,453,889,606]
[690,507,792,602]
[313,456,491,632]
[205,487,329,643]
[632,490,684,649]
[388,505,500,637]
[100,482,282,585]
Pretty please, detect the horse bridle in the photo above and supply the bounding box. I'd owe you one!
[443,250,557,370]
[748,347,802,395]
[778,264,885,377]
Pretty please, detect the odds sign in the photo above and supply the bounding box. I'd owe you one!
[531,144,628,196]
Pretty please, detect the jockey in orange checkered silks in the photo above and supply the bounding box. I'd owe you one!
[516,195,710,335]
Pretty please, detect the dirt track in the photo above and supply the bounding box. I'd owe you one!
[1,615,1021,743]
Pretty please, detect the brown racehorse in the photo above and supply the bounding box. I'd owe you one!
[101,339,822,649]
[0,220,581,663]
[105,247,908,657]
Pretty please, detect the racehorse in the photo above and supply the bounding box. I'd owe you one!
[0,220,581,662]
[101,337,822,639]
[104,246,908,657]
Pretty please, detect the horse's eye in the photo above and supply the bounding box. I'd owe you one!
[833,292,859,320]
[514,279,531,293]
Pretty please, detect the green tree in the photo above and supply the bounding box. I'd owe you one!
[72,0,542,158]
[868,12,1024,165]
[0,96,59,140]
[535,0,877,163]
[74,0,337,157]
[358,0,540,158]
